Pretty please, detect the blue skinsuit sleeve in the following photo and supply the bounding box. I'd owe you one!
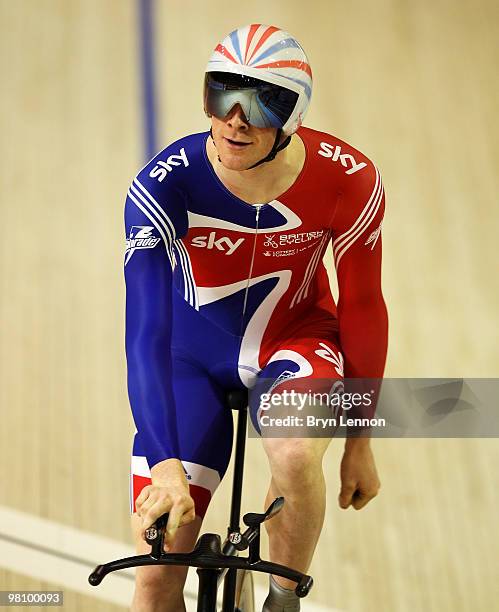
[124,175,182,469]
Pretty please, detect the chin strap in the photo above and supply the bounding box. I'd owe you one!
[209,128,222,163]
[246,128,292,169]
[209,128,292,169]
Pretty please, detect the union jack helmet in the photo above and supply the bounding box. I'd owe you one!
[205,24,312,135]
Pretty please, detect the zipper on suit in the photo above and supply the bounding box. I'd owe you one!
[239,204,262,334]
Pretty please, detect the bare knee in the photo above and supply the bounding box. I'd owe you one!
[135,563,185,595]
[263,438,329,492]
[133,570,186,612]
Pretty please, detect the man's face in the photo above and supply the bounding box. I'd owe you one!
[210,104,277,171]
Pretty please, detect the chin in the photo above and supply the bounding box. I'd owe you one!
[220,155,253,171]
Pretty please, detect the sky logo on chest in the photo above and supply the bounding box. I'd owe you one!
[190,231,244,255]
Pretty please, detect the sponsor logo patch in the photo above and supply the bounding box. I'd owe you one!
[125,225,161,265]
[314,342,344,377]
[149,147,189,182]
[191,232,244,255]
[264,230,324,248]
[364,221,383,250]
[262,230,324,257]
[318,142,367,175]
[267,370,297,395]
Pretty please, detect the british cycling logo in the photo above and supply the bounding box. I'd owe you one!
[262,230,324,257]
[318,142,367,175]
[264,230,324,249]
[264,234,279,248]
[365,221,383,250]
[314,342,344,377]
[149,147,189,183]
[125,226,161,265]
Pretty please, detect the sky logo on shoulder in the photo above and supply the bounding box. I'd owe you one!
[125,226,161,265]
[318,142,367,175]
[149,147,189,182]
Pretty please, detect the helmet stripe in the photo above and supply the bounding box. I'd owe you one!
[256,60,312,78]
[244,24,260,63]
[247,25,279,64]
[269,74,312,100]
[214,43,238,65]
[229,30,243,63]
[250,38,302,66]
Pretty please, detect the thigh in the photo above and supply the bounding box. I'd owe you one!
[250,325,344,444]
[131,352,234,519]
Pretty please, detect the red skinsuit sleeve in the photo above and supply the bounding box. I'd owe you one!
[331,163,388,379]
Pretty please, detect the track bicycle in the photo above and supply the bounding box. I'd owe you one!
[89,389,313,611]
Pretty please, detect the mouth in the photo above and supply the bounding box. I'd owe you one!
[224,137,252,149]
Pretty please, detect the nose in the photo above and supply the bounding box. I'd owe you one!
[226,104,249,129]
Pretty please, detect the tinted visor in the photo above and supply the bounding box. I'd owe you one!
[204,72,299,129]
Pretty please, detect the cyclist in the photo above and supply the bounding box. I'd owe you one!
[125,24,388,612]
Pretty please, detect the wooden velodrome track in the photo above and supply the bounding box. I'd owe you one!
[1,1,498,610]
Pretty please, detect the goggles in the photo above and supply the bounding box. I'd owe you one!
[204,72,299,129]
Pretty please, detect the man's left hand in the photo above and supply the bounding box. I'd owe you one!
[338,439,381,510]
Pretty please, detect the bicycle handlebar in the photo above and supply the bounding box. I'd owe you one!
[88,532,313,596]
[89,500,314,598]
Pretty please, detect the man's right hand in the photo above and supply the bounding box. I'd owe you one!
[135,458,196,551]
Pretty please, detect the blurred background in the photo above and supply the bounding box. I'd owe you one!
[1,1,498,610]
